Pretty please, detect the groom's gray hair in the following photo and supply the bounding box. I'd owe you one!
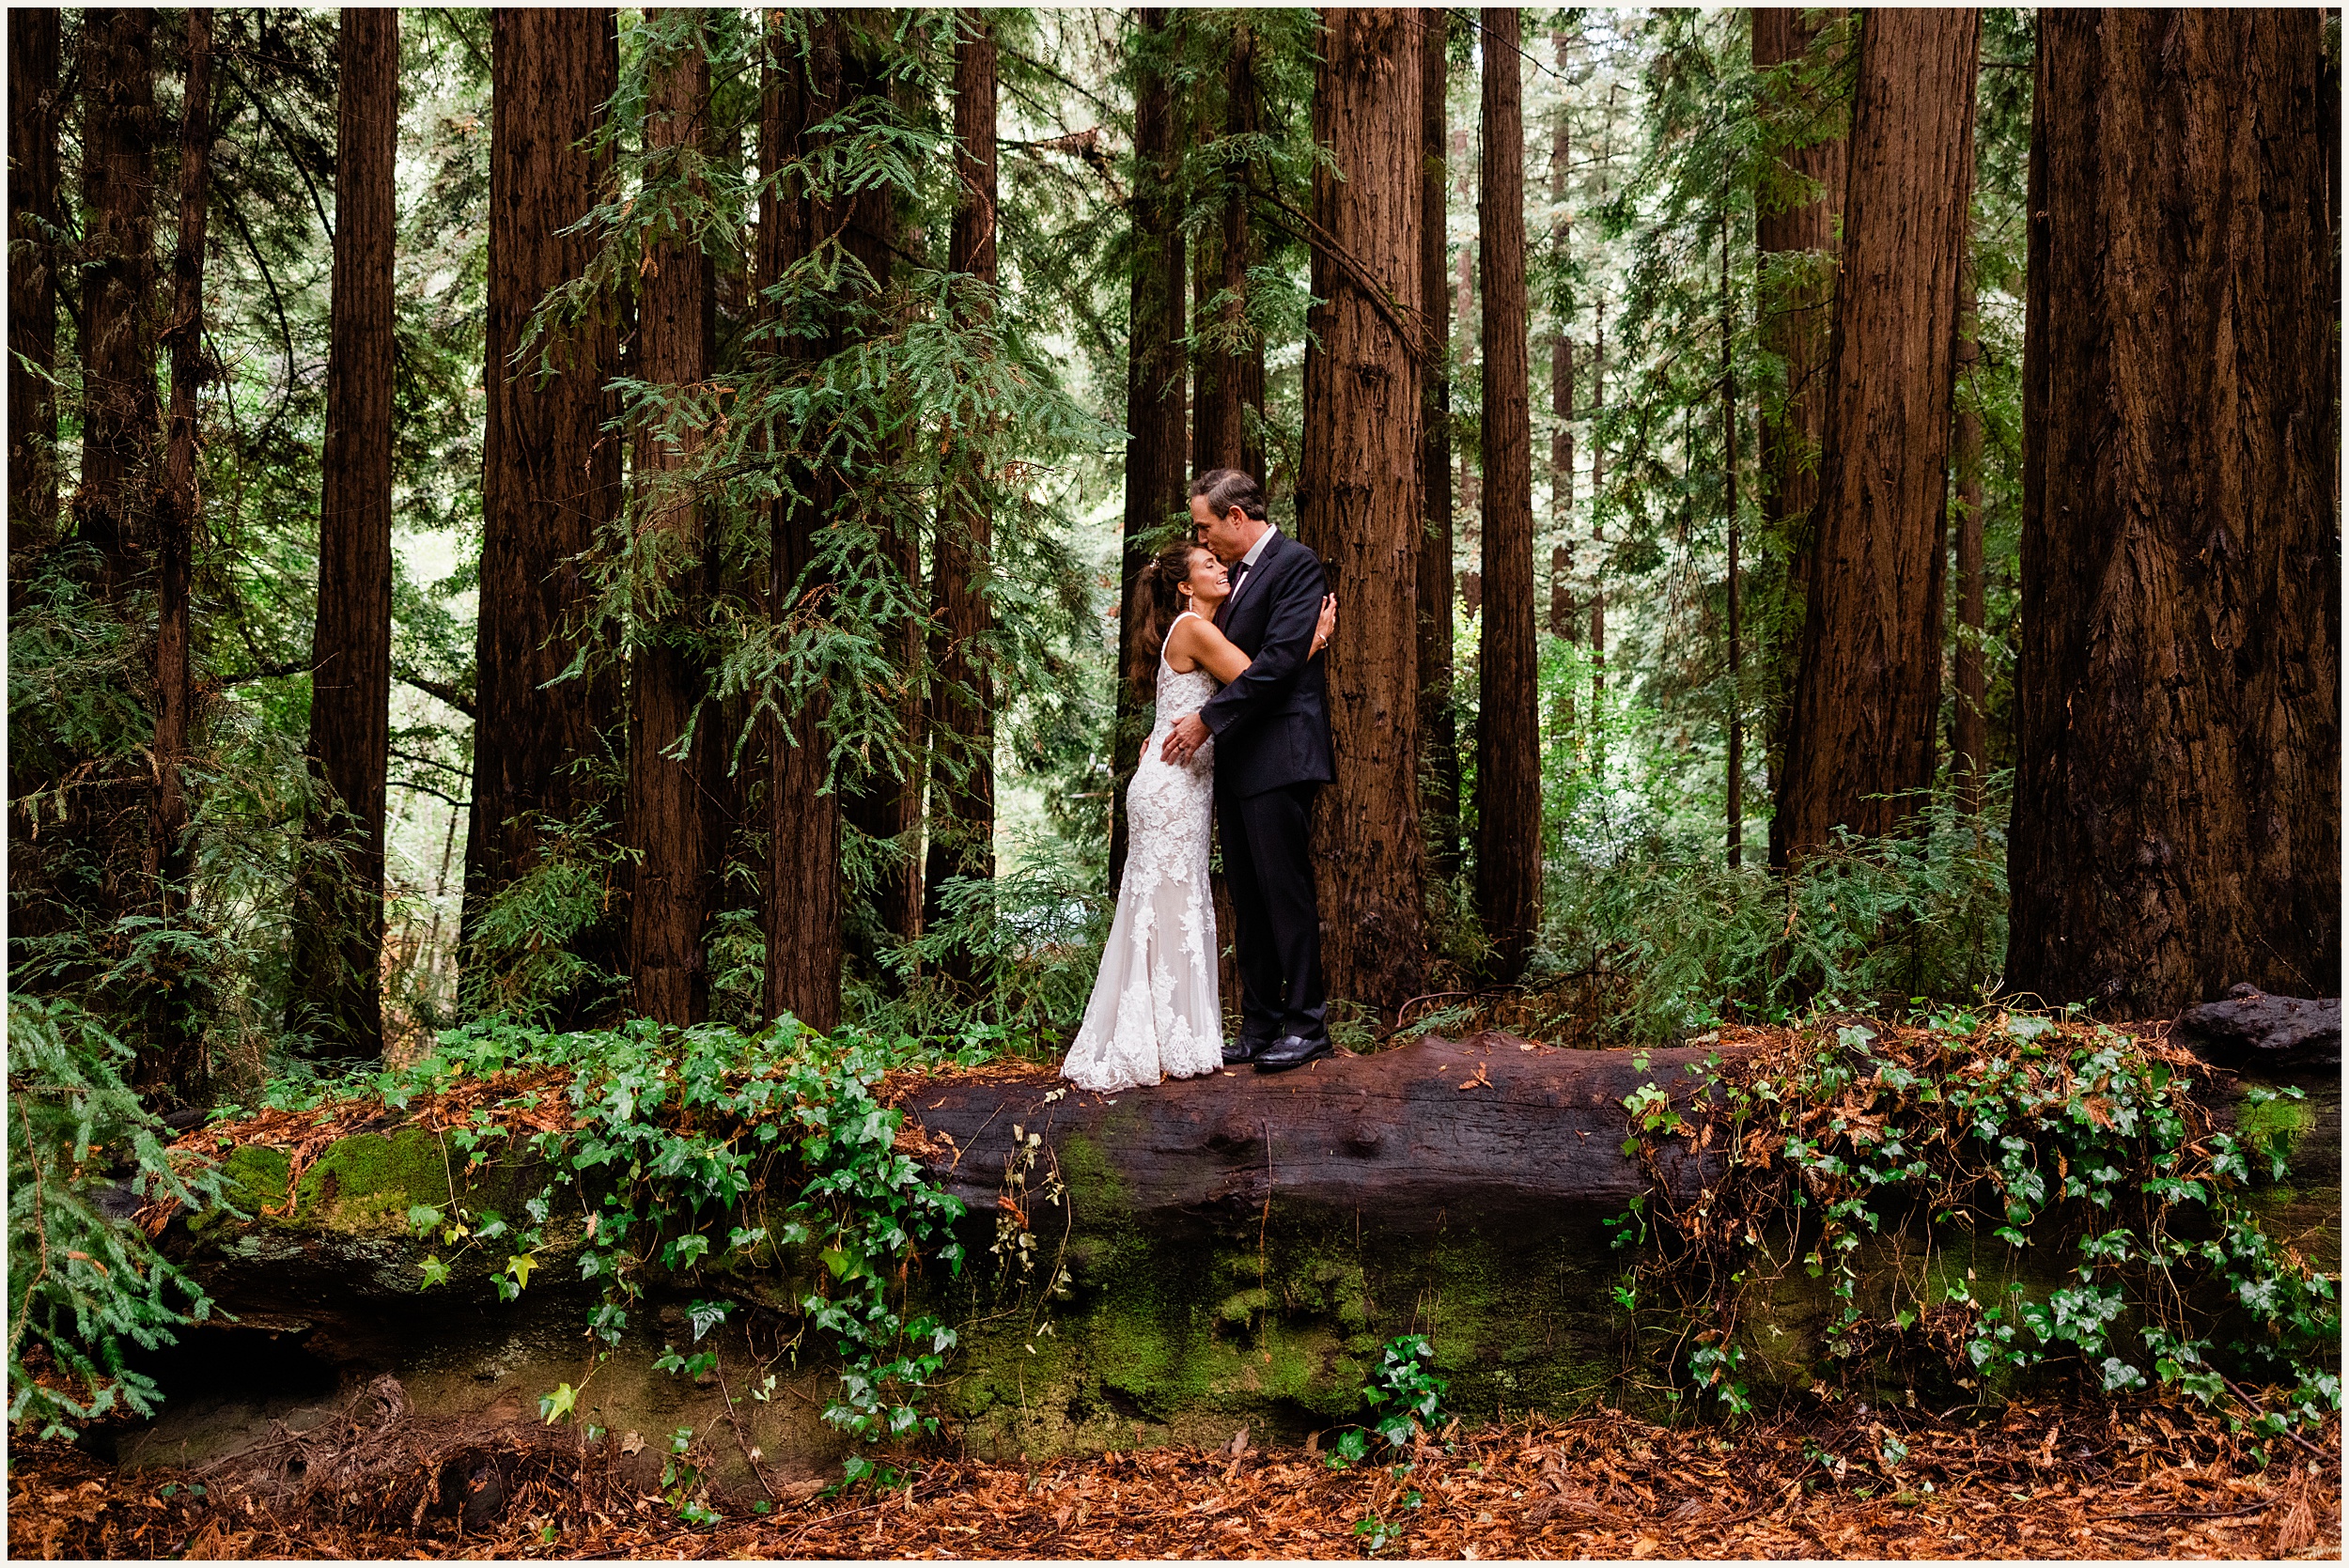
[1190,468,1268,522]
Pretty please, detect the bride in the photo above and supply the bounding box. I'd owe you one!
[1061,540,1335,1094]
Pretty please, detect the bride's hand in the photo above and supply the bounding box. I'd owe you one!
[1312,594,1337,657]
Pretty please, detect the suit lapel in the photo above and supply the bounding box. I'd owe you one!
[1221,532,1278,629]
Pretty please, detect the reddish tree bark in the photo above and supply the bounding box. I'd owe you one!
[1299,7,1428,1012]
[291,8,398,1058]
[1417,11,1460,878]
[924,11,1000,960]
[2008,10,2340,1014]
[1753,7,1847,866]
[760,11,846,1031]
[836,59,923,952]
[8,8,62,598]
[74,8,159,604]
[1775,8,1977,862]
[1474,8,1540,981]
[139,8,217,1101]
[1548,27,1576,576]
[1195,19,1265,477]
[1109,8,1189,893]
[462,9,626,1020]
[628,15,720,1026]
[1951,260,1987,815]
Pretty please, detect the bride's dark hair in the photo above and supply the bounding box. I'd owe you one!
[1146,541,1210,649]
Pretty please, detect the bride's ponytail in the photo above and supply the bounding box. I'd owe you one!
[1146,542,1202,648]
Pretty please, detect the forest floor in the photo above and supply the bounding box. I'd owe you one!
[10,1395,2339,1560]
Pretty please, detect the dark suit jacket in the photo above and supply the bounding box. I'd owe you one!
[1199,530,1335,799]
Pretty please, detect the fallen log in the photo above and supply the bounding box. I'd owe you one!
[904,1032,1730,1226]
[2173,986,2341,1071]
[107,1031,2339,1503]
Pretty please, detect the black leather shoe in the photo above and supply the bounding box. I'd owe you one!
[1222,1035,1271,1066]
[1252,1034,1332,1073]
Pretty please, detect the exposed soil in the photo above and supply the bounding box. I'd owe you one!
[11,1395,2338,1560]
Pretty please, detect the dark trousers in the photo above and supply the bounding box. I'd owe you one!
[1216,782,1327,1047]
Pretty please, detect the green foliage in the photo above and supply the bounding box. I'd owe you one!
[1326,1333,1451,1468]
[7,997,226,1437]
[381,1015,980,1451]
[456,801,629,1028]
[1535,761,2009,1039]
[1613,1015,2341,1436]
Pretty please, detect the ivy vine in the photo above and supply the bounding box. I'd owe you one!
[389,1017,980,1452]
[1610,1009,2341,1438]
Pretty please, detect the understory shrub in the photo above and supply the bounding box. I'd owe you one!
[366,1017,983,1446]
[1611,1010,2340,1437]
[7,995,226,1436]
[1538,784,2009,1041]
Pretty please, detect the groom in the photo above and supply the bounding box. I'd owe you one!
[1160,469,1333,1073]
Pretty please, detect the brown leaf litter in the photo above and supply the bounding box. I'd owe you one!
[12,1395,2338,1560]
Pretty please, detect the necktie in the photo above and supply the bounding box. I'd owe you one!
[1219,558,1248,628]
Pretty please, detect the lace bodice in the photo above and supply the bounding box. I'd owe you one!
[1060,613,1222,1093]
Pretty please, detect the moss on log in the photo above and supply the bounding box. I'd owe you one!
[123,1033,2338,1494]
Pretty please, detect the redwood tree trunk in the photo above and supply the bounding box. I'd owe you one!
[1109,8,1189,893]
[1548,28,1575,568]
[1473,8,1540,982]
[1775,8,1977,862]
[835,59,922,951]
[8,8,61,597]
[924,11,999,959]
[628,16,719,1026]
[463,9,625,1020]
[1721,200,1743,869]
[142,8,215,1102]
[760,12,845,1032]
[1417,11,1460,879]
[1196,19,1264,476]
[1753,7,1846,868]
[1951,259,1987,815]
[1299,7,1427,1013]
[75,8,159,604]
[291,8,397,1059]
[2008,9,2340,1014]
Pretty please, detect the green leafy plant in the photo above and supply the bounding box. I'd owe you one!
[380,1014,977,1460]
[1329,1334,1451,1469]
[7,995,228,1436]
[1612,1012,2341,1436]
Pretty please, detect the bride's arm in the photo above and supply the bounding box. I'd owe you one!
[1168,615,1253,685]
[1171,598,1338,686]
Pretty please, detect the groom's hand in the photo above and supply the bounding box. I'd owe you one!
[1161,713,1211,766]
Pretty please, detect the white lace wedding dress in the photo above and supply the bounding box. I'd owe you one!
[1061,612,1224,1092]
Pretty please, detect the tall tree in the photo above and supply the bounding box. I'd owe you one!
[462,9,626,1017]
[924,11,1000,954]
[1299,7,1427,1011]
[1474,8,1540,981]
[1547,28,1576,603]
[144,7,217,1101]
[628,14,720,1025]
[1194,19,1267,477]
[761,11,845,1031]
[1774,8,1978,862]
[1417,10,1460,878]
[1720,197,1744,867]
[2009,10,2340,1013]
[8,8,62,598]
[837,59,924,951]
[290,8,398,1058]
[1109,8,1189,891]
[1753,7,1848,866]
[75,8,160,604]
[1950,259,1987,815]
